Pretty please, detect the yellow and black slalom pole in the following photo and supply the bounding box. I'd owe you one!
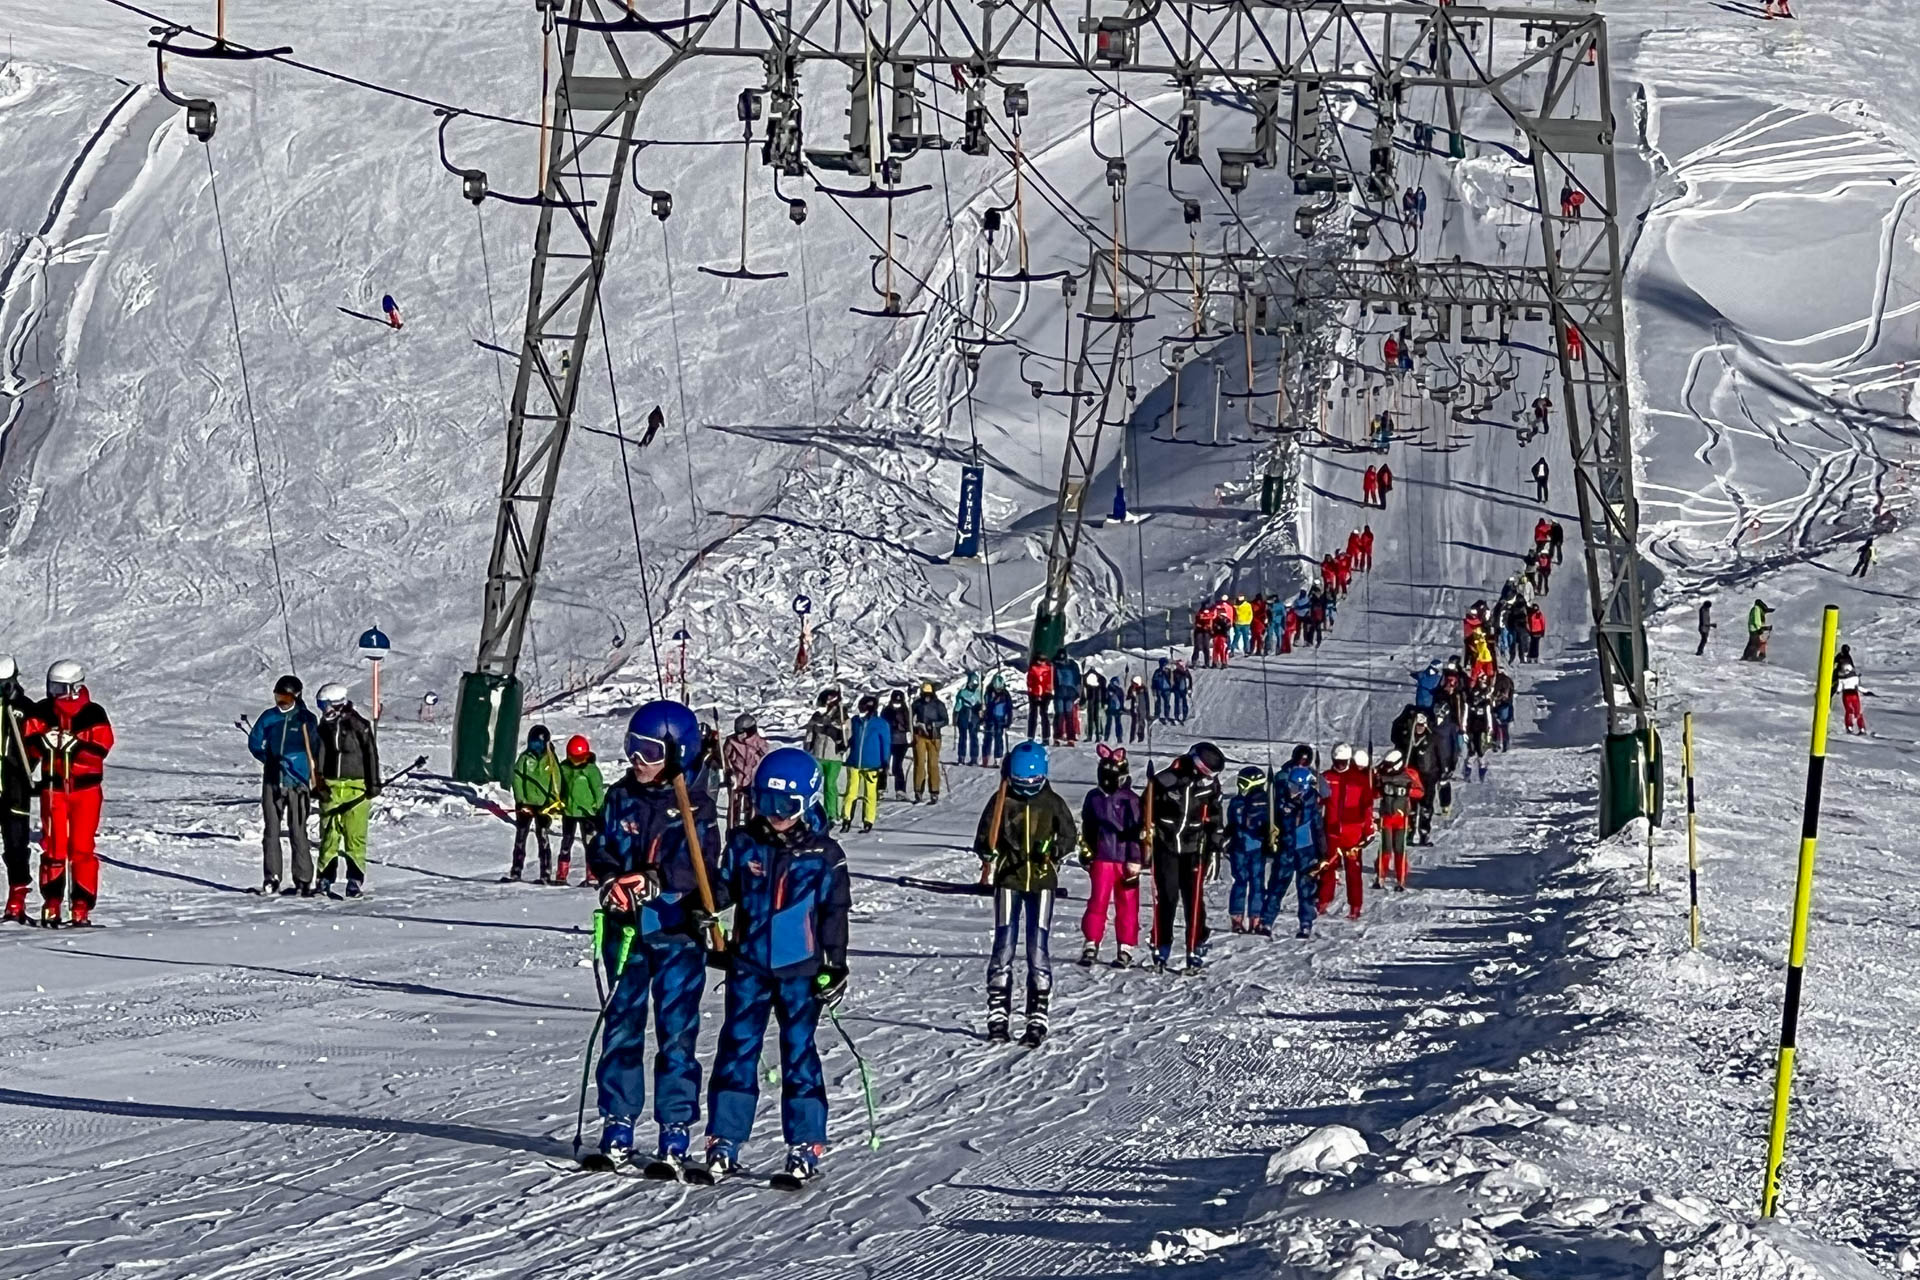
[1684,712,1701,949]
[1760,605,1839,1218]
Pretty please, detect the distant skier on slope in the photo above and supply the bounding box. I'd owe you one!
[804,689,848,818]
[558,734,605,887]
[983,674,1014,765]
[248,675,320,897]
[975,741,1076,1045]
[1850,538,1876,579]
[1373,749,1423,889]
[841,695,889,833]
[507,724,563,883]
[1171,660,1193,721]
[703,748,850,1186]
[1696,601,1715,656]
[315,682,380,897]
[910,682,948,803]
[883,690,912,797]
[1741,599,1773,663]
[590,700,726,1172]
[1531,456,1551,503]
[1126,676,1148,742]
[723,714,771,832]
[1833,645,1868,735]
[1025,657,1054,743]
[1377,463,1395,509]
[954,673,984,767]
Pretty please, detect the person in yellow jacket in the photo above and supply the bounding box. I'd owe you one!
[1232,595,1254,654]
[507,724,564,883]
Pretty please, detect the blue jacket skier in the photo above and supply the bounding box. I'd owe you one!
[1150,658,1173,721]
[1412,661,1443,711]
[953,673,984,765]
[982,675,1013,764]
[590,699,726,1169]
[248,674,320,894]
[1225,767,1273,932]
[1267,749,1327,937]
[704,747,851,1184]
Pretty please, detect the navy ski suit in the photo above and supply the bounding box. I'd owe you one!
[707,818,851,1152]
[591,772,725,1130]
[1266,765,1326,931]
[1226,787,1274,921]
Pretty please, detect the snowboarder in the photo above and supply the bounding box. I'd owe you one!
[1374,750,1423,888]
[1742,599,1773,662]
[883,690,912,797]
[1025,657,1054,743]
[1126,676,1148,742]
[1531,456,1550,503]
[1270,746,1326,938]
[1833,645,1867,735]
[590,699,727,1172]
[509,724,564,883]
[804,689,848,820]
[703,747,850,1185]
[1052,651,1084,745]
[910,681,948,803]
[1363,464,1380,507]
[248,674,320,897]
[1147,742,1227,971]
[558,734,606,887]
[976,740,1077,1044]
[1696,601,1715,656]
[841,695,889,833]
[723,713,771,831]
[0,658,32,924]
[1851,538,1876,579]
[1320,744,1374,920]
[314,683,380,897]
[954,673,984,766]
[983,674,1014,765]
[1226,766,1273,933]
[1079,744,1144,967]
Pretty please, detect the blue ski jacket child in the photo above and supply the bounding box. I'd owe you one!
[593,772,727,940]
[1274,765,1327,871]
[721,819,852,980]
[845,713,892,771]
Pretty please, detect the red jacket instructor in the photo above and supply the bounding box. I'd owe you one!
[23,659,113,927]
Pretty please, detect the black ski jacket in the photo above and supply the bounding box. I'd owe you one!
[1148,762,1226,861]
[318,706,381,793]
[974,785,1077,893]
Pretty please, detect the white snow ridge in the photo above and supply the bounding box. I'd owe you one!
[0,1,1913,1278]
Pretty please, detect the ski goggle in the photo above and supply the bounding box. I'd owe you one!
[629,735,669,766]
[756,790,809,821]
[49,682,80,699]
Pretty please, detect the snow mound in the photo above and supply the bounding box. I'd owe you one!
[1657,1222,1890,1280]
[1267,1125,1370,1180]
[1142,1226,1242,1265]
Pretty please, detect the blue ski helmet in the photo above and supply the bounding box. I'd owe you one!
[625,699,700,770]
[1006,740,1048,796]
[754,746,824,825]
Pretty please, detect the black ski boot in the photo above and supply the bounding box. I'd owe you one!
[986,985,1012,1042]
[1021,988,1050,1047]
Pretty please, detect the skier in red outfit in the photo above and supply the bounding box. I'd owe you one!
[1319,744,1375,919]
[1358,525,1375,571]
[1320,555,1338,595]
[1362,465,1380,506]
[1335,549,1354,594]
[22,660,113,927]
[1346,528,1363,569]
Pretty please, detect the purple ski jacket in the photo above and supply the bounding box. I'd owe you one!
[1080,786,1145,864]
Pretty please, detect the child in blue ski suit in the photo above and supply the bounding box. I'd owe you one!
[982,675,1013,764]
[1226,768,1274,933]
[1267,756,1327,938]
[591,702,726,1167]
[1101,674,1125,741]
[705,749,851,1182]
[1150,659,1173,721]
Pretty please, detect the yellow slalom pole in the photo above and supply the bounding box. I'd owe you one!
[1684,712,1701,949]
[1760,605,1839,1218]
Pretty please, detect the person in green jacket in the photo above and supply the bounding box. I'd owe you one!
[507,724,563,883]
[974,740,1077,1046]
[557,734,606,887]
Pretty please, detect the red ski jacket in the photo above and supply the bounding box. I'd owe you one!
[1323,765,1376,850]
[24,690,114,792]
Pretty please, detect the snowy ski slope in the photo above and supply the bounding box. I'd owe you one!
[0,0,1913,1276]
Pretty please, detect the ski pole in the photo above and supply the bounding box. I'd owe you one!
[571,911,635,1157]
[330,755,430,817]
[828,1006,881,1151]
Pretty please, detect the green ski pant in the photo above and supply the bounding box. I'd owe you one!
[319,778,370,877]
[816,758,845,819]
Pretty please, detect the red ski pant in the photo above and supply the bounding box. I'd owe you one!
[1378,818,1409,886]
[1081,859,1140,948]
[1317,846,1364,918]
[41,786,102,908]
[1843,690,1865,733]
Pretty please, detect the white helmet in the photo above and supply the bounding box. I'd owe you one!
[1353,748,1371,770]
[1382,749,1404,769]
[316,682,351,709]
[47,659,84,696]
[1332,742,1354,766]
[0,654,15,682]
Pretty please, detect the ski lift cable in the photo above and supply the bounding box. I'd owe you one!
[202,146,298,674]
[474,205,510,421]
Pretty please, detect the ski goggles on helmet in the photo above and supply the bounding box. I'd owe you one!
[48,682,81,699]
[629,735,670,767]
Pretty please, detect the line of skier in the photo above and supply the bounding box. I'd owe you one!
[1191,528,1377,667]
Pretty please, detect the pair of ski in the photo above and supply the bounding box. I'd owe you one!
[573,1152,814,1192]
